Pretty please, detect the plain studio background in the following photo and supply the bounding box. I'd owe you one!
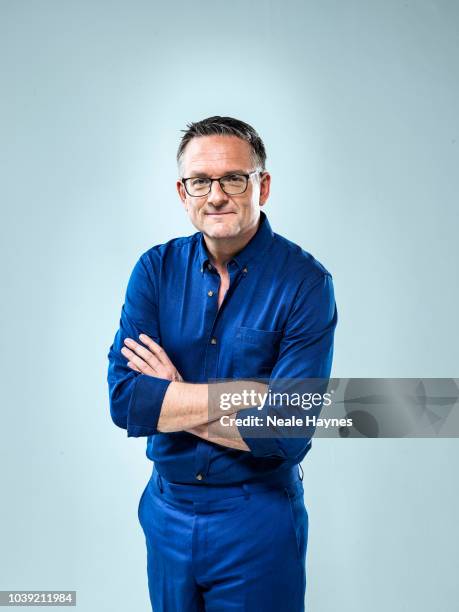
[1,1,458,610]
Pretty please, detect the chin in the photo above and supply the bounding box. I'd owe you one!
[206,227,238,240]
[203,220,240,239]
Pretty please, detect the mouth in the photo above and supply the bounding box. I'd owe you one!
[205,212,236,216]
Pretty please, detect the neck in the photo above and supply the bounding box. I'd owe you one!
[203,217,261,272]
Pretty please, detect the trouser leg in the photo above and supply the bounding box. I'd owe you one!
[198,482,308,612]
[138,473,204,612]
[138,473,308,612]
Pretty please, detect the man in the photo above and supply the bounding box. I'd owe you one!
[107,116,337,611]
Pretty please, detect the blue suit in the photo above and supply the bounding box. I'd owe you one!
[107,212,337,610]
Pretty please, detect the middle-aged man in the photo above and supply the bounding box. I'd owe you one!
[107,116,338,611]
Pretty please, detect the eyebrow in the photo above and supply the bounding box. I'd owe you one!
[186,169,248,178]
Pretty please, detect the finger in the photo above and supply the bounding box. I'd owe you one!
[127,361,141,373]
[124,338,161,370]
[121,346,155,375]
[139,334,175,368]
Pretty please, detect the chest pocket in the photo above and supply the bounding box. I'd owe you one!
[233,326,283,379]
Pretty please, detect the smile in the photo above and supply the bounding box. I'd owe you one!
[205,212,236,216]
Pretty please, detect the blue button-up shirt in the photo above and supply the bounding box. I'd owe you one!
[107,212,337,484]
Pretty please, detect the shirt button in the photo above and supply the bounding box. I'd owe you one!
[196,473,203,481]
[242,267,248,274]
[207,290,214,297]
[207,263,213,270]
[210,337,217,345]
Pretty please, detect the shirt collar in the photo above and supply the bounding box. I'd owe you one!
[198,211,274,272]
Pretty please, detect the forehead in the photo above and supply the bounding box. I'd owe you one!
[181,135,253,175]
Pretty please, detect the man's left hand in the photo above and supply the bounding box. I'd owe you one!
[121,334,183,382]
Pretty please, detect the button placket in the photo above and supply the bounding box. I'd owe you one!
[195,261,221,481]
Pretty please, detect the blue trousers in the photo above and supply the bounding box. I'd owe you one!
[138,468,308,611]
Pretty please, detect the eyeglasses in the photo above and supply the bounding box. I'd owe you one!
[181,171,260,197]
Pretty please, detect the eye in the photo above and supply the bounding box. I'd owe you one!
[190,178,209,187]
[223,174,245,184]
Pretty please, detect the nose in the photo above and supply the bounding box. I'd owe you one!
[206,179,229,207]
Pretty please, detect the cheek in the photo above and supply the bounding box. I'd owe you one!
[239,200,256,216]
[186,201,201,214]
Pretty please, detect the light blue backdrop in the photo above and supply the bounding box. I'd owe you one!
[1,1,458,610]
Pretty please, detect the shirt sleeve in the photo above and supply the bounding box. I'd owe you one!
[237,272,338,460]
[107,253,171,437]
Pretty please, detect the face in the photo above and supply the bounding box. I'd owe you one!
[176,135,271,242]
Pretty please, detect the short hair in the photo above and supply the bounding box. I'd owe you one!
[177,116,267,174]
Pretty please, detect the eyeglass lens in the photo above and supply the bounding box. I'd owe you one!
[186,174,248,196]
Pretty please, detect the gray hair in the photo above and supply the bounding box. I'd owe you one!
[177,116,267,175]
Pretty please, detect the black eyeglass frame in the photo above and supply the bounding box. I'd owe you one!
[181,171,262,197]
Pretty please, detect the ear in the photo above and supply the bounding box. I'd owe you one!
[176,180,188,210]
[258,172,271,206]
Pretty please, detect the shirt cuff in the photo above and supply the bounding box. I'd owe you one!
[127,374,172,437]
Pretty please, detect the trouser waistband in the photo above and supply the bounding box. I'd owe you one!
[151,466,303,504]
